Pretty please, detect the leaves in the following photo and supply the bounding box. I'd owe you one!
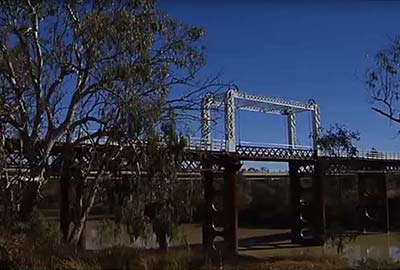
[317,124,360,157]
[0,0,211,245]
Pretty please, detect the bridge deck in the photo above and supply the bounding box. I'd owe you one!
[3,138,400,174]
[188,138,400,162]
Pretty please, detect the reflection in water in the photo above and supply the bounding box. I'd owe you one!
[83,222,400,265]
[342,233,400,265]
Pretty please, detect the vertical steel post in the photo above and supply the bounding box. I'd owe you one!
[287,111,297,148]
[357,173,367,232]
[202,159,215,254]
[311,104,321,153]
[289,161,302,243]
[223,158,241,257]
[201,94,213,150]
[313,161,326,244]
[225,89,236,152]
[383,174,390,233]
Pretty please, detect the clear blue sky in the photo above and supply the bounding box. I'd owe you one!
[159,1,400,160]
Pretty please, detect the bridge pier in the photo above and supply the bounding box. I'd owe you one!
[202,159,217,255]
[202,155,241,260]
[357,172,389,233]
[289,160,326,245]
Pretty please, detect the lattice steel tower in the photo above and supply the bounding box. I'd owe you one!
[201,86,321,152]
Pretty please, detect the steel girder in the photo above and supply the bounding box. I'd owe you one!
[287,111,297,147]
[235,145,315,161]
[200,87,321,153]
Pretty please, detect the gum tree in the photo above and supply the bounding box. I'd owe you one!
[317,124,360,157]
[0,0,214,245]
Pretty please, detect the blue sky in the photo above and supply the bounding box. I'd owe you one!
[159,1,400,165]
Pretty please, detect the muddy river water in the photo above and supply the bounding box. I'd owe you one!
[82,221,400,265]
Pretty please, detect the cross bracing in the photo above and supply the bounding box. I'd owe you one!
[209,90,314,114]
[234,92,314,114]
[201,87,321,152]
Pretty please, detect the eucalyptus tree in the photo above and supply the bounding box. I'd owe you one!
[317,125,361,252]
[366,38,400,124]
[0,0,213,245]
[317,124,360,157]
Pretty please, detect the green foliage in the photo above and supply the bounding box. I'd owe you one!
[0,0,211,234]
[318,125,361,253]
[0,0,214,246]
[317,124,360,157]
[104,104,202,248]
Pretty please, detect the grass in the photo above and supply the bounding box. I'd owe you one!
[0,220,398,270]
[0,232,349,270]
[1,237,398,270]
[0,237,348,270]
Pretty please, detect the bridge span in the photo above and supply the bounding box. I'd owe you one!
[187,137,400,162]
[2,87,400,260]
[193,88,400,259]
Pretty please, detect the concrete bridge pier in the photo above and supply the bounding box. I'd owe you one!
[289,160,326,245]
[202,156,242,260]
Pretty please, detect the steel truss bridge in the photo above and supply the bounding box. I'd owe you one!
[2,87,400,259]
[187,88,400,260]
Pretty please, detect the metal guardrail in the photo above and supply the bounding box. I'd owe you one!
[7,136,400,161]
[186,137,313,152]
[186,137,226,151]
[187,137,400,161]
[318,150,400,161]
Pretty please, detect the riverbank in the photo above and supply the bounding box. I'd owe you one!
[80,222,400,265]
[0,242,347,270]
[2,223,400,269]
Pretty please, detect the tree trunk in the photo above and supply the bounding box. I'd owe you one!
[69,219,87,246]
[60,147,73,241]
[19,181,40,222]
[60,167,71,241]
[156,232,168,251]
[67,182,99,247]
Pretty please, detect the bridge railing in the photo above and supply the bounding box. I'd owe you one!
[186,137,314,152]
[237,141,313,151]
[186,137,400,161]
[187,137,226,152]
[319,149,400,161]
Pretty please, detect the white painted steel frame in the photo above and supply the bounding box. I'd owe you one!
[201,87,321,152]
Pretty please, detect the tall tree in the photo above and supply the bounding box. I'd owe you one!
[317,124,360,157]
[0,0,215,244]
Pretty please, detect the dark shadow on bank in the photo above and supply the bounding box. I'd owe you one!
[238,232,316,251]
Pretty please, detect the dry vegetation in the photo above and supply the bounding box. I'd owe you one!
[1,230,399,270]
[0,219,345,270]
[0,239,349,270]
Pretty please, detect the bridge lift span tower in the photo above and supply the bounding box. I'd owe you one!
[201,86,321,153]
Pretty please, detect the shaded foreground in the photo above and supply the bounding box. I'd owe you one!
[1,242,398,270]
[0,240,347,270]
[1,224,400,270]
